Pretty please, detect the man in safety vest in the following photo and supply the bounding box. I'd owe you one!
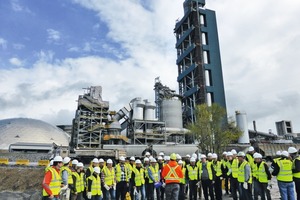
[42,156,63,200]
[61,157,73,200]
[161,153,183,200]
[199,154,215,200]
[272,150,295,200]
[178,160,186,200]
[71,162,85,200]
[128,156,136,200]
[87,167,102,200]
[102,159,116,200]
[221,151,229,195]
[157,156,165,200]
[246,146,255,170]
[237,151,252,200]
[253,153,271,200]
[212,153,222,200]
[186,157,198,200]
[115,156,129,200]
[131,159,146,200]
[228,149,239,200]
[289,147,300,200]
[147,158,161,200]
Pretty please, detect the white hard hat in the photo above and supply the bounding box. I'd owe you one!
[212,153,218,159]
[226,152,233,156]
[92,158,99,163]
[288,147,298,154]
[94,167,100,174]
[231,149,237,155]
[107,159,113,164]
[49,160,54,166]
[164,156,170,161]
[135,159,142,164]
[237,151,245,157]
[176,154,182,160]
[276,151,282,156]
[192,153,197,159]
[253,153,262,159]
[282,151,289,158]
[53,156,62,162]
[178,160,183,164]
[144,157,149,162]
[72,159,78,165]
[222,151,227,155]
[119,156,125,161]
[99,158,104,163]
[77,162,84,167]
[157,156,163,160]
[151,158,157,163]
[207,153,213,157]
[190,157,196,162]
[145,152,151,156]
[248,146,255,152]
[186,154,191,158]
[130,156,135,161]
[63,157,71,164]
[159,152,164,156]
[200,154,207,159]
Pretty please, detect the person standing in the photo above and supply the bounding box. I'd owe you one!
[61,157,73,200]
[186,157,198,200]
[253,153,271,200]
[42,156,63,200]
[199,154,215,200]
[272,150,295,200]
[131,159,146,200]
[228,150,239,200]
[221,152,229,196]
[237,151,253,200]
[161,153,183,200]
[147,158,161,200]
[86,167,102,200]
[103,159,116,200]
[212,153,222,200]
[115,156,129,200]
[289,147,300,200]
[178,160,186,200]
[71,162,84,200]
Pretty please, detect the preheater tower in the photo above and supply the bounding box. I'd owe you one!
[174,0,227,126]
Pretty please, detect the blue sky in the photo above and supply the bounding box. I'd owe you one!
[1,0,300,134]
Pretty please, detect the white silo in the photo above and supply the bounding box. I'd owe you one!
[161,99,183,128]
[144,99,156,121]
[235,111,250,144]
[132,97,144,120]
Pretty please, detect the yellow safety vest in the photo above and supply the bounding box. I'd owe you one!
[87,175,102,195]
[43,167,62,196]
[246,154,255,169]
[187,165,198,180]
[213,161,222,177]
[149,165,159,183]
[231,158,239,178]
[180,167,186,184]
[60,166,74,184]
[277,159,293,182]
[103,167,115,186]
[293,157,300,178]
[199,162,213,180]
[133,167,145,186]
[237,161,252,183]
[252,163,258,179]
[115,164,129,182]
[256,162,268,183]
[73,172,84,193]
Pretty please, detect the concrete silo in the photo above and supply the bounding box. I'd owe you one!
[235,111,250,144]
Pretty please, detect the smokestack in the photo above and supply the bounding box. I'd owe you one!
[253,121,257,132]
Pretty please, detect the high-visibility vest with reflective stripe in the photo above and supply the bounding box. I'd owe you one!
[149,165,159,183]
[116,164,129,182]
[293,157,300,178]
[252,163,258,178]
[246,154,255,169]
[199,162,213,180]
[213,161,222,177]
[60,166,74,184]
[43,167,62,196]
[273,157,281,164]
[164,164,180,182]
[231,158,239,178]
[256,162,268,183]
[103,167,115,186]
[277,159,293,182]
[133,167,145,186]
[237,161,252,183]
[180,167,186,184]
[73,172,84,193]
[88,175,102,195]
[187,165,198,180]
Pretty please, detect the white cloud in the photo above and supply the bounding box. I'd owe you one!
[9,57,23,66]
[0,38,7,49]
[11,0,32,14]
[47,29,61,43]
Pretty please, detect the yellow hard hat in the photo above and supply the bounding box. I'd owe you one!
[170,153,177,160]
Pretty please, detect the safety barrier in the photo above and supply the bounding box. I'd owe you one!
[38,160,50,166]
[15,159,30,165]
[0,158,9,165]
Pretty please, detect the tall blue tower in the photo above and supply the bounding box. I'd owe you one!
[174,0,227,126]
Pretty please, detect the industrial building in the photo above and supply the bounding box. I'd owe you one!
[174,0,227,126]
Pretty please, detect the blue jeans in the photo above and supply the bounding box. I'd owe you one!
[134,185,146,200]
[105,188,116,200]
[165,183,180,200]
[92,195,102,200]
[278,181,295,200]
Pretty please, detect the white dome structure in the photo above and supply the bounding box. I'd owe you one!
[0,118,70,150]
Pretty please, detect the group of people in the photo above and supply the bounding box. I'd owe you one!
[42,146,300,200]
